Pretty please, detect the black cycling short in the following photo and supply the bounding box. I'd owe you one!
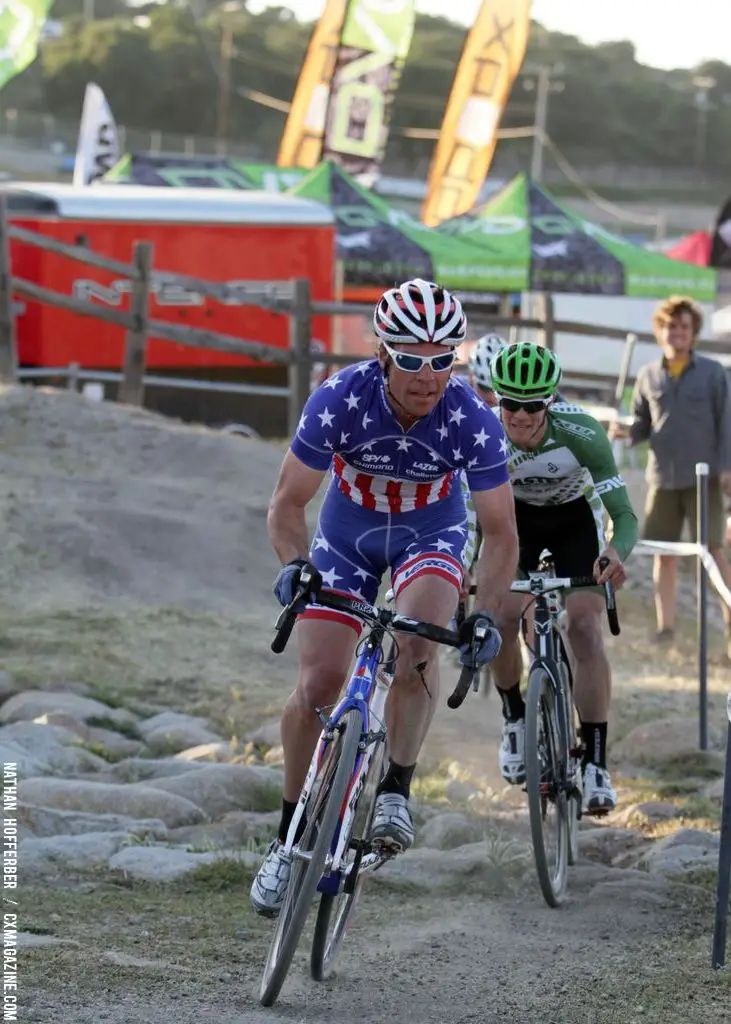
[514,496,601,579]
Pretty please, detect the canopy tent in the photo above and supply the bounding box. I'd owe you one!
[438,173,717,303]
[102,153,307,191]
[288,161,514,300]
[666,230,712,266]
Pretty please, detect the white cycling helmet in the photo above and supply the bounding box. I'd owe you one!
[468,332,508,389]
[373,278,466,346]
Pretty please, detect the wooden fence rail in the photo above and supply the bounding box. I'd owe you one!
[0,193,727,436]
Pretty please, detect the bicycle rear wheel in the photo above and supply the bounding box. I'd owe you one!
[524,665,569,907]
[311,737,387,980]
[259,708,361,1007]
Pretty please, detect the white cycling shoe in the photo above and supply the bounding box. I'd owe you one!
[369,792,415,853]
[582,762,617,814]
[250,840,291,918]
[499,718,526,785]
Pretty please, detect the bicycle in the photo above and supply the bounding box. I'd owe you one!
[450,549,620,908]
[259,569,483,1007]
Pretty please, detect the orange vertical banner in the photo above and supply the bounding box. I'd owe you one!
[277,0,347,169]
[421,0,531,227]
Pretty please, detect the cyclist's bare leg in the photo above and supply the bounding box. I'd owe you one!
[564,591,610,722]
[491,592,529,692]
[388,575,459,764]
[281,617,358,802]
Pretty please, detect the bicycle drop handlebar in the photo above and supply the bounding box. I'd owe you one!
[270,570,481,709]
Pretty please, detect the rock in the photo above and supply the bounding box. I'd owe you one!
[704,777,727,800]
[245,720,281,748]
[143,764,283,818]
[89,758,203,785]
[578,826,649,866]
[263,745,284,767]
[33,712,90,738]
[108,845,261,883]
[19,832,131,876]
[638,828,720,875]
[18,803,167,840]
[0,670,19,707]
[0,691,120,726]
[614,801,681,827]
[144,723,225,757]
[85,727,145,760]
[166,811,279,850]
[18,778,205,829]
[1,721,108,777]
[138,711,213,738]
[16,933,81,948]
[372,840,530,896]
[173,742,232,763]
[101,951,188,970]
[416,812,485,851]
[612,717,725,770]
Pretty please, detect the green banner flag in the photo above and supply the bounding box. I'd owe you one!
[0,0,51,90]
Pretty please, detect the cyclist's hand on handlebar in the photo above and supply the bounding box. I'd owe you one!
[458,609,502,669]
[273,558,322,608]
[593,547,626,589]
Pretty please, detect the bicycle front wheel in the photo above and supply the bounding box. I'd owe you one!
[259,708,362,1007]
[311,737,387,980]
[524,665,569,908]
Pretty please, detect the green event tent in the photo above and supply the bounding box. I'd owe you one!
[288,161,516,297]
[103,153,307,191]
[438,173,718,303]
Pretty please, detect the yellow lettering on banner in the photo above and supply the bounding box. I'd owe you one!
[421,0,531,227]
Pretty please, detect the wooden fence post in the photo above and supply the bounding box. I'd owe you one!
[118,240,153,407]
[0,195,18,383]
[288,277,312,437]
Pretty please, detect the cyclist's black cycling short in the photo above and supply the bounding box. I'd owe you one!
[514,496,601,580]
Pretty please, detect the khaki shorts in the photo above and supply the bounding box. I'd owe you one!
[643,478,725,550]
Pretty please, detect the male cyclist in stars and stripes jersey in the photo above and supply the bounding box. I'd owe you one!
[251,278,519,918]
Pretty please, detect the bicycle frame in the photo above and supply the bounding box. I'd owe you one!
[281,621,392,895]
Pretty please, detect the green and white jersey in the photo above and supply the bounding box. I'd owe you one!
[504,403,638,560]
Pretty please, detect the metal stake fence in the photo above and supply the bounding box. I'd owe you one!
[712,692,731,968]
[696,463,709,752]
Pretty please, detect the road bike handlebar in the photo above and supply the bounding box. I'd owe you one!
[270,570,484,708]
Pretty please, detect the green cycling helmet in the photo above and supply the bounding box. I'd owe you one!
[490,342,562,400]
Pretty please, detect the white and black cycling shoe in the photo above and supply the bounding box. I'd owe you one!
[250,840,291,918]
[370,793,415,853]
[499,718,526,785]
[582,763,617,814]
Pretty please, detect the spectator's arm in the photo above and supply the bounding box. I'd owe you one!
[628,373,651,445]
[712,368,731,473]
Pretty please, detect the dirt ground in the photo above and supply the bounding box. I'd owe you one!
[3,385,731,1024]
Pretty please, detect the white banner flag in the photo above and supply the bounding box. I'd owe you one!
[73,83,119,187]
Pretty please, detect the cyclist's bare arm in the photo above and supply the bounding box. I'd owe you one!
[471,482,519,615]
[268,450,327,563]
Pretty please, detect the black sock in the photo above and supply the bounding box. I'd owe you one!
[499,682,525,722]
[376,759,416,800]
[581,722,608,769]
[278,799,298,844]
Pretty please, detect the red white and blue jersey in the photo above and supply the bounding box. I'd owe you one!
[291,360,509,511]
[289,361,509,631]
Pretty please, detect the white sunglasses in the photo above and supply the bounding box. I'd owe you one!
[382,340,457,373]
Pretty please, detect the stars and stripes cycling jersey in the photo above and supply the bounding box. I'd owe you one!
[289,360,509,630]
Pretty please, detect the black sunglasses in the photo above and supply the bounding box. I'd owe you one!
[499,397,551,414]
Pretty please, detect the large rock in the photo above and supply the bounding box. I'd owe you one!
[638,828,720,875]
[416,812,485,851]
[18,803,167,840]
[1,722,108,778]
[18,778,205,829]
[143,764,283,818]
[85,727,144,760]
[245,720,281,748]
[372,840,530,896]
[173,742,233,763]
[704,777,727,800]
[166,810,279,850]
[20,832,132,876]
[88,758,203,785]
[612,717,725,770]
[578,826,649,866]
[613,801,680,827]
[139,712,225,756]
[108,845,261,883]
[0,690,134,728]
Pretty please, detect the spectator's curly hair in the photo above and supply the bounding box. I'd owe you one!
[652,295,703,341]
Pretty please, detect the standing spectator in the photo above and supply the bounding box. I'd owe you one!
[614,296,731,656]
